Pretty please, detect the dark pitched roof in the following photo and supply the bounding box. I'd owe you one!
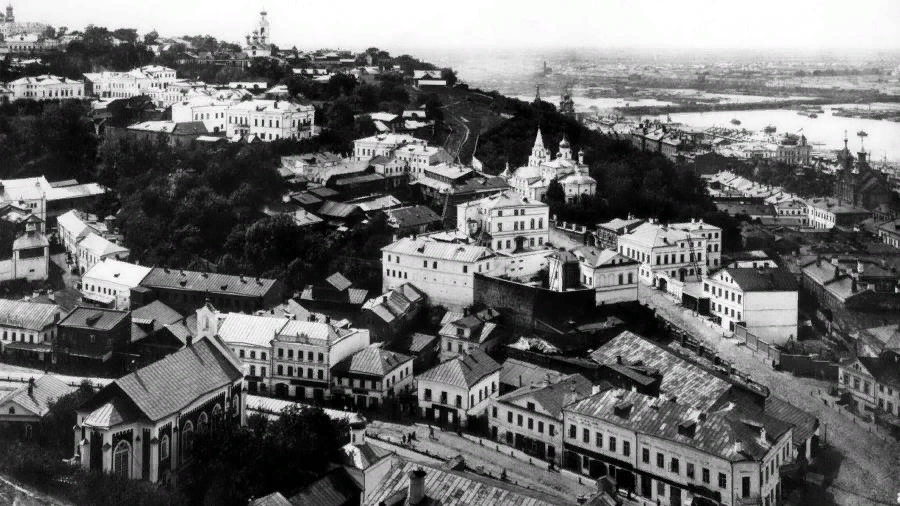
[131,300,182,330]
[308,187,339,199]
[318,201,361,219]
[291,192,323,206]
[858,354,900,389]
[0,375,75,418]
[332,346,412,377]
[288,467,360,506]
[499,358,566,389]
[172,121,209,136]
[496,374,593,418]
[386,205,442,229]
[81,337,242,423]
[723,267,797,292]
[58,306,129,331]
[140,267,278,298]
[251,492,292,506]
[418,348,501,389]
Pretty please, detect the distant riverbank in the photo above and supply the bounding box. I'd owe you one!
[621,96,900,116]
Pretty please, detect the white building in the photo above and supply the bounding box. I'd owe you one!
[83,66,180,107]
[170,90,252,134]
[503,129,596,203]
[243,10,273,58]
[438,308,502,361]
[75,233,129,275]
[0,177,105,227]
[202,310,286,395]
[331,345,414,409]
[564,388,793,506]
[838,349,900,417]
[569,246,640,304]
[80,259,151,310]
[456,190,549,253]
[391,143,453,179]
[353,133,427,161]
[381,236,499,310]
[618,220,709,287]
[488,374,592,466]
[270,319,369,401]
[0,299,60,361]
[806,197,871,230]
[7,75,84,101]
[225,99,315,141]
[704,267,798,343]
[669,219,723,270]
[0,216,49,283]
[417,348,500,428]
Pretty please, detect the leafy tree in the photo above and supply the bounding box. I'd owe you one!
[111,28,139,45]
[441,67,458,86]
[143,30,159,46]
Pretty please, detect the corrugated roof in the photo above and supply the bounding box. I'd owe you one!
[318,200,361,219]
[249,492,292,506]
[326,272,353,291]
[385,205,442,229]
[82,259,151,288]
[722,267,797,292]
[499,359,566,389]
[590,331,730,411]
[0,299,59,331]
[77,233,129,257]
[59,306,129,331]
[131,300,182,331]
[332,346,412,377]
[140,267,278,298]
[289,467,360,506]
[382,236,495,263]
[497,374,592,418]
[0,375,75,418]
[418,348,500,389]
[217,313,289,348]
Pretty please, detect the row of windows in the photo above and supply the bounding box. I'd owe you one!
[275,348,324,363]
[496,236,543,250]
[237,349,268,361]
[495,218,543,232]
[493,407,557,436]
[1,329,48,343]
[423,381,497,407]
[704,283,743,304]
[637,445,728,488]
[713,303,742,320]
[276,365,324,380]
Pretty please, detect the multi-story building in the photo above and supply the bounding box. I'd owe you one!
[205,311,287,394]
[489,374,592,465]
[563,246,640,304]
[595,217,645,251]
[704,267,798,343]
[353,133,426,160]
[330,345,414,409]
[617,220,709,287]
[381,236,499,310]
[75,232,129,275]
[838,347,900,417]
[7,75,84,101]
[806,197,871,230]
[800,256,900,313]
[80,259,151,310]
[456,190,550,253]
[75,336,244,482]
[56,210,117,259]
[669,220,722,269]
[774,200,808,225]
[0,216,49,283]
[876,219,900,249]
[225,99,315,141]
[55,307,131,367]
[132,267,283,315]
[0,176,106,227]
[563,388,793,506]
[170,89,252,134]
[361,282,427,343]
[0,299,60,364]
[438,308,503,361]
[270,319,369,401]
[416,348,500,427]
[83,66,179,107]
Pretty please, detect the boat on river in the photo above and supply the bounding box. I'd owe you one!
[731,118,741,125]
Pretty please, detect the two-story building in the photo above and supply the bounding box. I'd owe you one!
[456,191,549,253]
[330,345,414,409]
[0,299,60,364]
[75,233,130,275]
[56,307,131,367]
[669,220,723,270]
[225,99,315,141]
[563,388,793,506]
[489,374,592,465]
[381,236,499,310]
[202,310,287,394]
[353,133,426,161]
[7,75,84,101]
[838,346,900,417]
[595,217,645,251]
[877,219,900,249]
[567,246,640,304]
[704,267,798,343]
[74,336,244,483]
[416,348,500,428]
[132,267,283,315]
[438,308,503,361]
[806,197,871,230]
[618,220,709,287]
[361,282,427,343]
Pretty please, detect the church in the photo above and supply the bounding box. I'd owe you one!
[502,128,597,203]
[832,132,899,221]
[243,10,273,58]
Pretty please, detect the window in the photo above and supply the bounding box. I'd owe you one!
[642,448,650,464]
[538,421,544,433]
[113,441,131,478]
[595,432,602,447]
[492,407,497,417]
[702,468,710,483]
[670,458,679,474]
[718,473,727,489]
[657,453,664,468]
[198,412,209,433]
[160,435,170,460]
[239,349,245,358]
[623,441,630,457]
[582,428,590,443]
[527,418,533,430]
[549,425,555,436]
[517,414,523,427]
[182,422,194,456]
[686,463,695,479]
[507,411,513,423]
[569,424,576,438]
[608,436,616,452]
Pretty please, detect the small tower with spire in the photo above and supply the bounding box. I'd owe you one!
[533,85,542,105]
[529,127,550,166]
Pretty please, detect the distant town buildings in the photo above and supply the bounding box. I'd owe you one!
[6,75,83,101]
[84,66,180,107]
[225,99,315,142]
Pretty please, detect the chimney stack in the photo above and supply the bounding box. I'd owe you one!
[186,335,193,347]
[27,377,34,396]
[408,469,427,505]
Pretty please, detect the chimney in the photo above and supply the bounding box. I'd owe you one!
[616,355,623,364]
[186,335,193,347]
[759,427,767,443]
[324,315,331,324]
[350,419,366,445]
[408,469,427,505]
[733,441,743,455]
[27,377,34,396]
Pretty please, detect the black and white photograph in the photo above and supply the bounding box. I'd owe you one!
[0,0,896,504]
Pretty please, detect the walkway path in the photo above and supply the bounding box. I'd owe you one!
[638,283,900,505]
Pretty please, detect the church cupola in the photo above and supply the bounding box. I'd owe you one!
[558,135,572,161]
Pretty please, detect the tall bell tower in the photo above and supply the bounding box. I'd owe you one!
[257,9,270,45]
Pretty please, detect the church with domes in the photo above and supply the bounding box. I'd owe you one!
[243,10,273,58]
[501,128,596,203]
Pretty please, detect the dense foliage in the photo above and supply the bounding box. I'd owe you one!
[180,406,349,506]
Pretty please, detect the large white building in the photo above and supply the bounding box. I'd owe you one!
[7,75,84,101]
[456,190,550,253]
[381,236,500,310]
[84,66,180,107]
[417,348,500,428]
[564,388,793,506]
[225,99,315,141]
[170,89,252,135]
[618,220,709,287]
[565,246,640,304]
[80,259,151,310]
[353,133,427,161]
[502,129,596,203]
[704,267,798,343]
[669,219,723,270]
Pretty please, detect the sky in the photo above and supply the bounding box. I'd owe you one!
[17,0,900,53]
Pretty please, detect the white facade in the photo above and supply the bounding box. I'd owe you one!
[618,221,709,287]
[7,75,84,101]
[669,220,722,270]
[84,66,179,107]
[353,133,426,161]
[382,236,500,310]
[456,191,550,253]
[704,268,798,344]
[225,99,315,141]
[331,347,415,408]
[571,247,640,305]
[418,369,499,427]
[80,259,151,310]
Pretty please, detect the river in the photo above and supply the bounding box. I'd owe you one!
[654,106,900,162]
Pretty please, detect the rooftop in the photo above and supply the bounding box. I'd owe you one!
[719,267,797,292]
[216,313,289,348]
[58,306,129,331]
[140,267,279,298]
[417,348,500,389]
[0,375,75,418]
[82,259,150,288]
[497,374,593,418]
[0,299,59,331]
[385,205,442,230]
[382,236,495,264]
[332,345,413,377]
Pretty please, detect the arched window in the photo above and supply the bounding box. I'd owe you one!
[113,440,131,478]
[160,435,170,460]
[182,422,194,456]
[212,405,223,430]
[197,412,209,433]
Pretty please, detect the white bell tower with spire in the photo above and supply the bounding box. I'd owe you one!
[528,127,550,167]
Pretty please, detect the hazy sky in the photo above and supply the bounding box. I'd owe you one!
[19,0,900,52]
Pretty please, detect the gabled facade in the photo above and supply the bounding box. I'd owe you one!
[331,345,414,409]
[416,348,500,428]
[438,308,503,361]
[456,190,549,253]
